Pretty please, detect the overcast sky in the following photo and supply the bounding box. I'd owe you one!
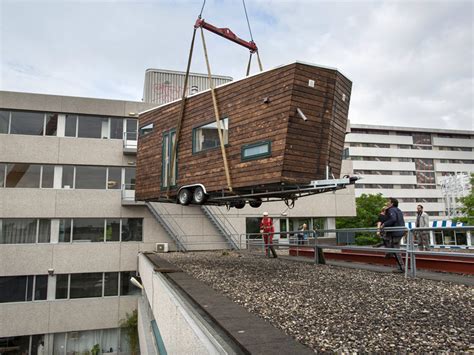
[1,0,472,130]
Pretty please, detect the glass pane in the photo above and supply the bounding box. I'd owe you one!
[26,275,34,301]
[59,219,72,243]
[66,329,101,354]
[65,114,77,137]
[34,275,48,300]
[6,163,41,188]
[120,271,140,295]
[139,123,153,137]
[70,273,103,298]
[106,219,120,242]
[243,143,270,158]
[45,113,58,136]
[0,110,9,134]
[193,118,228,153]
[41,165,55,188]
[0,164,5,188]
[102,328,120,353]
[72,218,104,242]
[77,115,108,139]
[38,219,51,243]
[104,272,119,296]
[124,167,136,190]
[121,218,143,242]
[31,334,46,355]
[56,274,69,299]
[62,166,74,188]
[0,218,37,244]
[107,167,122,190]
[110,118,124,139]
[75,166,106,189]
[162,134,169,187]
[0,335,30,353]
[53,332,66,354]
[126,118,138,137]
[0,276,27,302]
[10,111,44,135]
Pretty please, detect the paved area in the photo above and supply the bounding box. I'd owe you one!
[162,251,474,353]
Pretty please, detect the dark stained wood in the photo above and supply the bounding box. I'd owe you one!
[136,62,352,201]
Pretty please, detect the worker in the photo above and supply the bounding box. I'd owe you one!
[260,212,277,258]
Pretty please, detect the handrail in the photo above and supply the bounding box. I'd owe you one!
[201,205,240,249]
[146,202,187,252]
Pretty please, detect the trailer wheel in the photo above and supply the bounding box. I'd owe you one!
[193,186,208,205]
[249,199,262,208]
[178,188,192,205]
[233,199,246,209]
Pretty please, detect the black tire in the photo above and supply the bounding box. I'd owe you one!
[193,186,208,205]
[177,188,192,205]
[249,199,262,208]
[233,199,246,209]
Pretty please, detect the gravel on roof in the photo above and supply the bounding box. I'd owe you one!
[161,251,474,353]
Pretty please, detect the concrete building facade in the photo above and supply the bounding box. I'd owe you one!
[0,90,356,354]
[345,124,473,220]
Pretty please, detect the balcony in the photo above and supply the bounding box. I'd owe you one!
[121,183,144,205]
[123,131,138,155]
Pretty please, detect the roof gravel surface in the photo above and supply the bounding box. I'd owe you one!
[161,251,473,353]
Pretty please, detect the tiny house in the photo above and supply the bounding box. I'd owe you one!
[136,61,352,207]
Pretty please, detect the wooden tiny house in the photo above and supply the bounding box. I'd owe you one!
[136,61,352,206]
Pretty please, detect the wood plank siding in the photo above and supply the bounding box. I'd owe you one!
[136,62,352,201]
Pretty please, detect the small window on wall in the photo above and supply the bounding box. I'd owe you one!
[193,118,229,153]
[241,141,271,161]
[139,123,153,137]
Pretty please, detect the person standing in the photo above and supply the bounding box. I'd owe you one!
[260,212,277,258]
[381,198,406,272]
[416,204,430,250]
[298,223,308,245]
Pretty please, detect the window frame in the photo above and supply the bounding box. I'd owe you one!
[241,140,272,161]
[161,129,177,189]
[139,123,154,137]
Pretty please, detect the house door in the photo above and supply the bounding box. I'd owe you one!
[162,130,177,188]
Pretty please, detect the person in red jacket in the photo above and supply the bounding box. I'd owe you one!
[260,212,277,258]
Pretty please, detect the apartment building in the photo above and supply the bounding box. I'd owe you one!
[345,124,474,220]
[0,89,357,354]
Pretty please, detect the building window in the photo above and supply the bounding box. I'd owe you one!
[120,271,141,295]
[69,273,103,299]
[0,219,51,244]
[77,115,108,139]
[124,167,136,190]
[55,274,69,299]
[75,166,106,189]
[110,118,124,139]
[412,133,431,145]
[106,219,121,242]
[0,110,9,134]
[193,118,229,153]
[161,130,177,188]
[9,111,45,135]
[416,171,435,184]
[52,328,128,355]
[415,158,434,171]
[41,165,55,188]
[45,113,58,136]
[65,114,78,137]
[0,275,48,303]
[72,218,105,242]
[6,163,41,188]
[104,272,119,296]
[241,141,272,161]
[122,218,143,242]
[0,164,5,188]
[139,123,154,137]
[107,167,122,190]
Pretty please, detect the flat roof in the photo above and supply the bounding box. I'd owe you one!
[350,123,473,135]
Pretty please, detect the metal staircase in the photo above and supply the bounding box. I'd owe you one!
[146,202,187,252]
[201,205,240,250]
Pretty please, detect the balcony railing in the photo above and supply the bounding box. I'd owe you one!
[121,183,143,205]
[123,131,138,154]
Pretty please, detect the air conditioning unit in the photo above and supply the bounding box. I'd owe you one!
[155,243,169,253]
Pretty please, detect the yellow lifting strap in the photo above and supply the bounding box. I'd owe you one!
[200,27,233,192]
[167,28,197,198]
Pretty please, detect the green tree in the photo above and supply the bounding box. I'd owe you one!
[456,174,474,225]
[336,193,387,245]
[120,310,139,355]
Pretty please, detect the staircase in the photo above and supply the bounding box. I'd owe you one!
[146,202,187,252]
[201,205,240,250]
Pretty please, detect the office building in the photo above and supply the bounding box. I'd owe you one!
[345,124,474,219]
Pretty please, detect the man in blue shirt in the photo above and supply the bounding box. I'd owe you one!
[381,197,406,272]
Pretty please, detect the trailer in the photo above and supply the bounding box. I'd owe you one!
[135,61,355,208]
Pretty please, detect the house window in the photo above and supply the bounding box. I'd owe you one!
[139,123,154,137]
[242,141,271,161]
[162,130,177,188]
[193,118,229,153]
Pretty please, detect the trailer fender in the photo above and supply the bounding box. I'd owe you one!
[178,183,208,195]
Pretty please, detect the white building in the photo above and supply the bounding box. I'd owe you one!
[345,124,474,220]
[0,90,356,354]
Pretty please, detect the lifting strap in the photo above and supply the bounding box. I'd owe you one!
[167,27,197,198]
[200,27,233,192]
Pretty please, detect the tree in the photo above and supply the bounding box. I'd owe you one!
[336,193,387,245]
[457,173,474,225]
[120,310,139,355]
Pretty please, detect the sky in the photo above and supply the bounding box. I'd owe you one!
[0,0,473,130]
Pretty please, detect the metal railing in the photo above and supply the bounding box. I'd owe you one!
[121,183,136,201]
[123,131,138,150]
[146,202,187,252]
[201,205,240,250]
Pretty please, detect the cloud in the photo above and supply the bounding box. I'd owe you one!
[0,0,472,130]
